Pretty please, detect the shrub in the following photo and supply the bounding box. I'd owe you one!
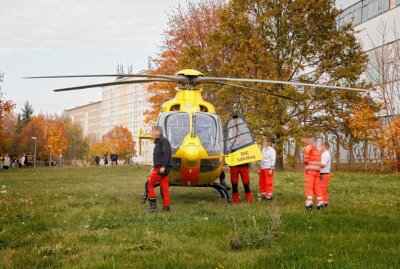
[228,207,282,251]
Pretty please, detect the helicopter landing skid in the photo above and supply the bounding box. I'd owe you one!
[140,182,232,204]
[207,183,232,203]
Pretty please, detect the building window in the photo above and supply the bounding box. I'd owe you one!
[339,0,391,27]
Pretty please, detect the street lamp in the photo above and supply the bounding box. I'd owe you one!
[31,137,37,168]
[48,145,52,167]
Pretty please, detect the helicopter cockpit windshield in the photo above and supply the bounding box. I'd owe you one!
[194,113,223,156]
[157,112,190,152]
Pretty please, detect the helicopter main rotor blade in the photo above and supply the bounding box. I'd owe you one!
[24,74,188,83]
[53,79,175,92]
[211,82,294,100]
[195,77,371,92]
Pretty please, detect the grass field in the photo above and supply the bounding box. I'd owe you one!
[0,166,399,269]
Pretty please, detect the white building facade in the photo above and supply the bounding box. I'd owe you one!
[335,0,400,164]
[100,76,153,164]
[66,75,154,165]
[65,101,102,140]
[338,0,400,51]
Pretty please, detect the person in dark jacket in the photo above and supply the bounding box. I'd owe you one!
[146,125,172,212]
[95,156,100,166]
[24,154,28,168]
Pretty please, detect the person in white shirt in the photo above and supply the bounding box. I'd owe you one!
[3,154,11,169]
[20,156,25,168]
[320,141,332,207]
[259,137,276,200]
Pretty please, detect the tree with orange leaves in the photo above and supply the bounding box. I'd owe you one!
[89,142,110,159]
[0,72,15,152]
[19,115,48,159]
[374,117,400,172]
[101,126,135,159]
[18,115,68,161]
[46,117,69,159]
[348,100,381,171]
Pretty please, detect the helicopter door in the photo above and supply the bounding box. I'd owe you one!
[224,115,262,166]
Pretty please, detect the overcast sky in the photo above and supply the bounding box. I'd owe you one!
[0,0,357,114]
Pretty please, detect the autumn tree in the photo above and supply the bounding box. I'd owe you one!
[0,72,15,152]
[101,126,135,158]
[16,115,69,162]
[0,113,17,154]
[89,142,110,159]
[19,115,48,159]
[46,116,69,159]
[348,100,381,171]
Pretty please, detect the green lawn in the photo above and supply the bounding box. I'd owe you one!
[0,166,399,269]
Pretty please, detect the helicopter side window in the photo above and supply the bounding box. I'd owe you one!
[194,113,223,156]
[225,116,254,152]
[160,112,190,151]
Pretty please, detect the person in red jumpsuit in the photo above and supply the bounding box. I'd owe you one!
[259,137,276,200]
[230,163,253,203]
[302,134,324,210]
[146,126,172,212]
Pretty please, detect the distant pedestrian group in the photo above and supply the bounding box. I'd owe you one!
[0,153,34,169]
[94,153,119,166]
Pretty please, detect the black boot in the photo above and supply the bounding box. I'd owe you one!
[163,206,170,212]
[147,198,157,212]
[141,182,149,204]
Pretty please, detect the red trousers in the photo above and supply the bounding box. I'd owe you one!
[230,166,250,184]
[304,170,323,203]
[230,166,252,202]
[320,174,331,204]
[147,167,170,206]
[259,169,274,195]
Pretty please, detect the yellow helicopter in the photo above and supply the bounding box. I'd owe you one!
[25,69,368,202]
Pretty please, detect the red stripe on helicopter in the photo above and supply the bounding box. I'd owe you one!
[181,167,200,186]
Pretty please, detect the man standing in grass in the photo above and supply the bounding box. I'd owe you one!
[302,134,324,210]
[259,137,276,200]
[147,126,172,212]
[320,141,332,207]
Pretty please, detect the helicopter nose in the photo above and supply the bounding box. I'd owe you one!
[184,145,200,162]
